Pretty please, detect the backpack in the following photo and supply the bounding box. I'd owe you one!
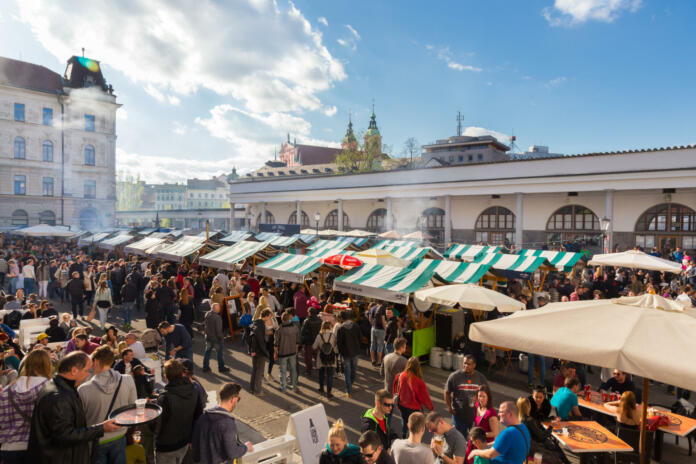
[318,333,335,365]
[5,310,22,330]
[140,328,162,350]
[245,326,256,355]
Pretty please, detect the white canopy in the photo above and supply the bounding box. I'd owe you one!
[469,294,696,391]
[15,224,75,237]
[588,250,682,273]
[357,249,411,267]
[414,284,525,312]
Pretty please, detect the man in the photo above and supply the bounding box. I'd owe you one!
[300,306,322,375]
[152,359,202,463]
[125,333,147,360]
[36,332,50,346]
[75,333,100,355]
[247,272,260,298]
[425,412,466,464]
[113,348,151,375]
[468,401,530,464]
[249,309,272,396]
[553,362,578,393]
[293,285,308,324]
[550,377,583,420]
[526,295,548,388]
[192,382,252,463]
[381,337,408,394]
[444,354,488,438]
[120,276,137,329]
[384,308,399,354]
[275,310,300,392]
[110,263,125,306]
[66,271,86,319]
[309,276,321,297]
[359,430,395,464]
[22,258,35,295]
[599,369,636,395]
[369,302,387,366]
[69,256,85,279]
[336,309,362,398]
[203,302,228,373]
[259,286,282,315]
[79,346,137,463]
[391,412,434,464]
[27,351,120,463]
[361,389,398,452]
[158,321,193,363]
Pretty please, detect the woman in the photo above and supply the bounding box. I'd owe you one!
[93,279,113,331]
[394,356,434,438]
[35,260,50,300]
[64,327,85,354]
[474,385,499,441]
[243,292,256,317]
[7,259,19,295]
[144,286,161,329]
[0,349,52,464]
[312,321,337,399]
[54,262,69,303]
[102,326,119,349]
[517,397,564,462]
[528,385,552,422]
[83,265,96,306]
[59,313,76,337]
[179,279,194,338]
[604,391,641,427]
[319,419,362,464]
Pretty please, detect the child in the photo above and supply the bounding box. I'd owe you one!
[468,427,490,464]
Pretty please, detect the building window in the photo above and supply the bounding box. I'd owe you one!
[458,155,464,162]
[85,114,95,132]
[42,177,54,196]
[546,204,600,248]
[11,210,28,226]
[256,211,275,225]
[289,210,310,226]
[84,180,96,198]
[477,153,483,161]
[324,209,350,229]
[475,206,515,245]
[14,175,26,195]
[468,154,473,161]
[42,140,53,162]
[634,203,696,252]
[43,108,53,126]
[366,208,395,233]
[84,145,96,165]
[39,210,56,226]
[14,103,25,122]
[14,137,26,159]
[417,207,445,243]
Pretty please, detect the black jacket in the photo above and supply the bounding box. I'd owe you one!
[27,375,105,464]
[120,281,137,303]
[152,377,202,452]
[300,314,322,345]
[249,319,269,358]
[113,357,149,375]
[361,408,399,451]
[336,320,362,358]
[66,277,85,301]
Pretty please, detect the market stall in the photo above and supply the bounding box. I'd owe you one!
[124,236,168,257]
[98,233,135,251]
[474,252,556,292]
[444,244,504,261]
[151,235,209,263]
[519,249,586,272]
[198,240,272,271]
[219,231,253,244]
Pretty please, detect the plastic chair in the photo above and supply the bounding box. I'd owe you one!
[614,423,653,464]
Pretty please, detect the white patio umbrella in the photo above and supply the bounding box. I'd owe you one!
[378,230,400,239]
[414,284,525,312]
[403,230,432,240]
[357,249,410,267]
[588,249,682,273]
[345,229,374,237]
[318,229,339,236]
[15,224,76,237]
[469,294,696,464]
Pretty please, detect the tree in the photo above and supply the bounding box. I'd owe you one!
[335,130,380,173]
[401,137,420,163]
[116,171,144,211]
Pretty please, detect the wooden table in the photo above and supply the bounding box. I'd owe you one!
[548,420,633,464]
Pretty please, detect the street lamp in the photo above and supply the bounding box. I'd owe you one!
[246,212,252,232]
[314,212,320,235]
[600,217,611,253]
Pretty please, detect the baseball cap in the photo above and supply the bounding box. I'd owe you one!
[36,333,49,341]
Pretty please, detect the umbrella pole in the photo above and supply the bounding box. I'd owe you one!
[640,377,649,464]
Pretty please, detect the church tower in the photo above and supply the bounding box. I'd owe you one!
[363,104,382,155]
[341,113,358,150]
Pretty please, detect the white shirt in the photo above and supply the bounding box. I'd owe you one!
[22,265,35,279]
[128,341,147,360]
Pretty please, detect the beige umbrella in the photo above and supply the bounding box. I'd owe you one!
[15,224,76,237]
[469,294,696,464]
[378,230,400,239]
[403,230,432,240]
[588,249,682,273]
[345,229,374,237]
[414,284,525,312]
[357,248,411,267]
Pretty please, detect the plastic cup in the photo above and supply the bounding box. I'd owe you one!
[562,427,569,437]
[135,399,147,416]
[434,435,444,447]
[602,392,608,402]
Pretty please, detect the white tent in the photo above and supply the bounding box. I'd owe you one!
[588,250,682,273]
[357,249,410,267]
[414,284,525,312]
[15,224,75,237]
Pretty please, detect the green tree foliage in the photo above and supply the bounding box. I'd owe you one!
[116,171,144,211]
[335,132,382,173]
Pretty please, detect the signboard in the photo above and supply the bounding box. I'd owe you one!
[286,403,329,464]
[259,223,300,235]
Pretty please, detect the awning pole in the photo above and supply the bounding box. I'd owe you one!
[639,377,649,464]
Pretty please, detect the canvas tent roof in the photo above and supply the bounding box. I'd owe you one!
[220,231,253,243]
[308,239,352,253]
[445,244,503,261]
[376,245,443,260]
[293,233,318,244]
[519,249,585,272]
[199,241,270,270]
[407,258,491,284]
[14,224,76,237]
[374,239,418,249]
[124,236,167,256]
[99,234,134,250]
[474,253,554,274]
[152,236,207,262]
[255,232,281,242]
[78,232,112,246]
[257,248,349,283]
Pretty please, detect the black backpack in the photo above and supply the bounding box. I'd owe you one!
[318,334,335,365]
[5,310,22,330]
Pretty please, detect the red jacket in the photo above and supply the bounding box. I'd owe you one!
[394,372,434,411]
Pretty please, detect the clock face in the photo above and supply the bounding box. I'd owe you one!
[77,56,100,72]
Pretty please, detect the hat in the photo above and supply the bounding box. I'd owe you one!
[36,333,49,342]
[180,358,194,372]
[308,296,321,309]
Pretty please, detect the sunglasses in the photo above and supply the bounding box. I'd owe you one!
[382,402,394,408]
[362,450,378,458]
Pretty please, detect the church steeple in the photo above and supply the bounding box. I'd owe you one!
[364,102,382,155]
[342,111,358,150]
[366,103,379,135]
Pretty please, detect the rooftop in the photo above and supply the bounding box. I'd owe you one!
[423,134,510,151]
[0,56,63,94]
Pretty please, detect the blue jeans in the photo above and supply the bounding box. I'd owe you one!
[528,353,546,385]
[452,415,470,439]
[71,300,84,318]
[203,339,225,370]
[175,347,194,365]
[96,435,126,464]
[8,277,17,294]
[385,343,394,354]
[122,301,134,326]
[279,355,298,390]
[23,278,34,295]
[342,356,358,395]
[319,366,334,393]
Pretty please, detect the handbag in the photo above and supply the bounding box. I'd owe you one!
[96,300,110,309]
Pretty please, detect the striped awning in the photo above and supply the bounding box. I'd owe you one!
[306,247,355,258]
[518,249,585,272]
[308,239,351,252]
[199,241,270,270]
[220,231,253,243]
[153,236,207,262]
[293,234,319,244]
[99,234,134,250]
[136,228,156,235]
[333,263,440,304]
[266,236,301,248]
[376,245,443,260]
[257,253,324,283]
[445,244,503,261]
[407,258,491,284]
[255,232,281,242]
[78,232,112,246]
[374,239,418,249]
[125,237,167,256]
[474,253,554,274]
[334,236,370,247]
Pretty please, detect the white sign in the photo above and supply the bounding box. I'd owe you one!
[286,403,329,464]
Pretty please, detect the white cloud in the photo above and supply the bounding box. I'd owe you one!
[323,105,337,117]
[346,24,360,40]
[545,76,567,87]
[461,126,510,145]
[337,24,360,50]
[172,121,187,135]
[15,0,346,114]
[116,108,128,120]
[431,46,482,72]
[543,0,642,26]
[318,16,328,26]
[167,95,181,106]
[116,148,238,183]
[144,84,165,103]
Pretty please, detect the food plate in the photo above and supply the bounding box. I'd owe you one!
[108,402,162,426]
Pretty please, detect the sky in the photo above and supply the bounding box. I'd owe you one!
[2,0,696,183]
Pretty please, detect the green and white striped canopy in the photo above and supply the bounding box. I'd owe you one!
[79,232,112,246]
[375,245,443,260]
[293,234,319,244]
[518,249,585,272]
[308,239,351,252]
[199,241,271,270]
[374,239,418,249]
[407,258,491,284]
[306,247,356,258]
[266,236,301,248]
[445,244,503,261]
[255,232,281,242]
[125,237,167,256]
[333,263,438,304]
[98,234,134,250]
[153,236,208,263]
[257,252,324,283]
[335,236,370,247]
[474,253,553,274]
[220,231,253,243]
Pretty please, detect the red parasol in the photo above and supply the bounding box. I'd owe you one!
[321,254,363,268]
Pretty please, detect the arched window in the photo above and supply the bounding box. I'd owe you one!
[635,203,696,252]
[256,211,275,225]
[14,137,25,159]
[546,205,600,247]
[79,207,101,230]
[288,210,310,227]
[324,209,350,229]
[42,140,53,162]
[11,210,28,226]
[39,210,56,226]
[417,207,445,243]
[84,145,95,166]
[475,206,515,245]
[366,208,395,233]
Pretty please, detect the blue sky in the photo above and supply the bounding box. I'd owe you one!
[2,0,695,182]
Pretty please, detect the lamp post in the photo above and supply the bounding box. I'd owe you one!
[246,212,252,232]
[600,217,611,253]
[314,212,320,236]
